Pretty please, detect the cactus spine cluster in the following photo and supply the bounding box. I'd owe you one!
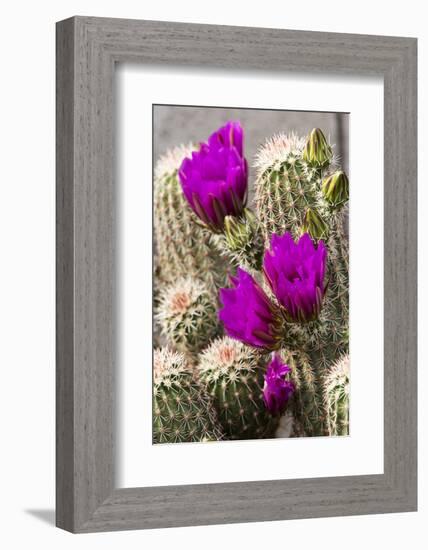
[156,277,219,357]
[254,133,319,243]
[254,129,349,437]
[198,338,279,439]
[153,348,223,443]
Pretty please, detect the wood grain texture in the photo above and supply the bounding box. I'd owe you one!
[56,17,76,532]
[56,16,417,533]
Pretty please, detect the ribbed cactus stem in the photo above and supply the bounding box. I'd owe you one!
[254,133,322,244]
[284,306,349,437]
[198,337,278,439]
[154,145,228,294]
[156,277,220,356]
[327,207,349,320]
[254,130,349,438]
[285,349,328,437]
[255,162,319,244]
[324,354,350,436]
[153,348,223,443]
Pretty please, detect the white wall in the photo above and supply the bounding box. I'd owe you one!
[0,1,425,548]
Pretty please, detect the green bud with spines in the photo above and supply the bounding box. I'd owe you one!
[322,170,349,208]
[253,130,349,437]
[198,337,279,440]
[303,128,333,168]
[302,208,329,241]
[224,209,257,251]
[156,277,220,356]
[324,354,350,436]
[219,209,264,270]
[153,348,223,443]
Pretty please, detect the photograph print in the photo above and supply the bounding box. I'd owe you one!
[153,105,350,444]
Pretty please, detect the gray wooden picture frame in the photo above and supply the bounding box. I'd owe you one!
[56,16,417,533]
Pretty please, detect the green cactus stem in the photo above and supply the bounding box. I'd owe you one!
[156,277,220,356]
[282,349,328,437]
[254,133,322,244]
[324,354,350,436]
[254,130,349,437]
[198,337,279,440]
[153,348,223,444]
[325,207,349,325]
[154,144,228,294]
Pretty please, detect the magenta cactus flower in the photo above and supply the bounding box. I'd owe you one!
[263,232,327,323]
[263,354,295,415]
[178,121,248,232]
[218,268,282,350]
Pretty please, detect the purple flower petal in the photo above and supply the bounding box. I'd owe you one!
[218,268,281,350]
[263,232,328,322]
[263,354,295,415]
[178,121,248,231]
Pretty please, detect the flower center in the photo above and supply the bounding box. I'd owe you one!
[170,291,191,314]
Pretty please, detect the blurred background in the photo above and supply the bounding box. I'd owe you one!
[153,105,349,186]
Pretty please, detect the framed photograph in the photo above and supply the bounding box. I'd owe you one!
[56,16,417,532]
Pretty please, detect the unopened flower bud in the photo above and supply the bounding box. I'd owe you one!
[224,209,256,251]
[303,128,333,168]
[302,208,328,241]
[322,170,349,207]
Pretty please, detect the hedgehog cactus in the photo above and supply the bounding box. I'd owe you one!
[154,144,227,293]
[324,354,350,436]
[156,277,220,356]
[287,348,336,436]
[153,348,223,443]
[198,337,279,439]
[325,207,349,322]
[254,133,321,243]
[153,122,350,442]
[249,130,349,437]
